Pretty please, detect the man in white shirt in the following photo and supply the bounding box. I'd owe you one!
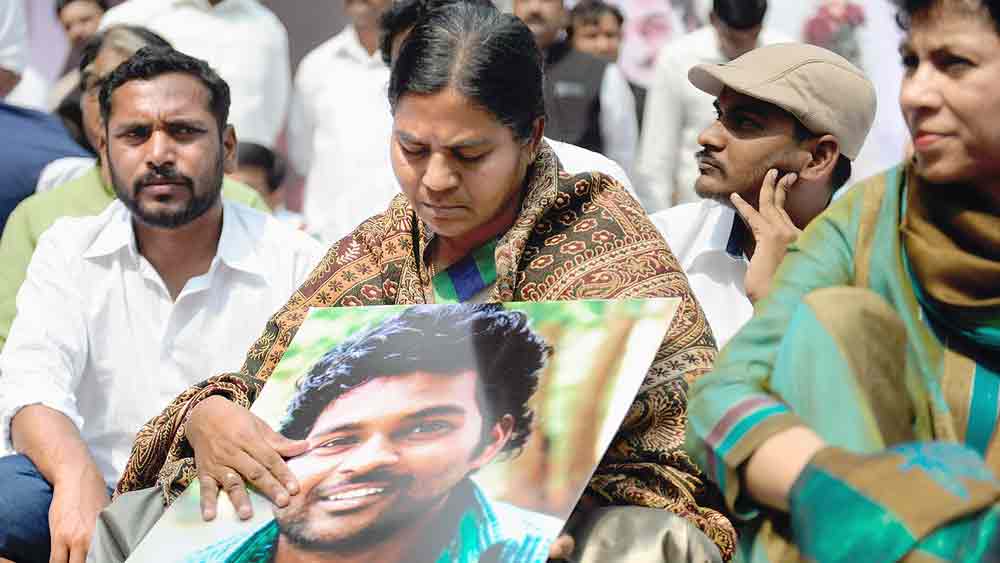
[650,43,877,347]
[513,0,639,173]
[636,0,789,212]
[0,47,324,563]
[98,0,291,149]
[287,0,395,243]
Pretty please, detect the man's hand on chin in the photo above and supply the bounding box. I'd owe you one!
[732,169,802,303]
[48,464,110,563]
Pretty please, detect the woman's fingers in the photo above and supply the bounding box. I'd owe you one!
[229,446,292,509]
[259,422,308,495]
[198,473,220,521]
[218,468,254,520]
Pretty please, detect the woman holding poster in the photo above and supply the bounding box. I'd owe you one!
[100,2,734,561]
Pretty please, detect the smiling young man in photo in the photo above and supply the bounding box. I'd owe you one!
[186,305,562,563]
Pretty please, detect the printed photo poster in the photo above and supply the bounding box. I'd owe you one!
[128,299,680,563]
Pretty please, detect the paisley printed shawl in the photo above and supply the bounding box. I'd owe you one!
[115,142,736,558]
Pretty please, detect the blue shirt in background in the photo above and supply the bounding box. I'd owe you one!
[0,102,91,232]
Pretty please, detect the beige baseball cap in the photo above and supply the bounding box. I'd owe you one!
[688,42,876,160]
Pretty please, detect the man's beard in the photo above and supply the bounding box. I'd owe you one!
[109,153,223,229]
[693,150,737,205]
[694,149,793,207]
[276,503,412,554]
[274,470,422,554]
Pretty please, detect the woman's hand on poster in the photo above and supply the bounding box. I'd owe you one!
[185,395,309,521]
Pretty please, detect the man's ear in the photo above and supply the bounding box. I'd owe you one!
[221,124,238,174]
[469,414,515,471]
[798,134,840,183]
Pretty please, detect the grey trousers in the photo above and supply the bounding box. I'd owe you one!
[87,488,165,563]
[572,507,723,563]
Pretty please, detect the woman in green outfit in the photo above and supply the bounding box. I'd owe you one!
[685,0,1000,561]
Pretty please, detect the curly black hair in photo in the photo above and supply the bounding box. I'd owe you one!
[279,304,550,457]
[99,45,231,135]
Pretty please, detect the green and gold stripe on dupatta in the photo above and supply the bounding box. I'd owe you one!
[899,176,1000,460]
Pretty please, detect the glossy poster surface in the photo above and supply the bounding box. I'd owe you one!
[129,299,678,563]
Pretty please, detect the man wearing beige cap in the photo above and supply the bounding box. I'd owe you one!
[649,42,876,346]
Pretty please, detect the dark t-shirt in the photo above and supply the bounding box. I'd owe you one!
[542,41,608,154]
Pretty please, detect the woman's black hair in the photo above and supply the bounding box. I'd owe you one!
[378,0,425,67]
[378,0,496,67]
[895,0,1000,32]
[387,1,545,141]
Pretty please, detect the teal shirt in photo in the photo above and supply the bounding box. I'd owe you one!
[183,480,562,563]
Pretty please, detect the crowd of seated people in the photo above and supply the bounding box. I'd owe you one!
[0,0,997,562]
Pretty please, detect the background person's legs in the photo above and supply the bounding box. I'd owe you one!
[0,454,55,563]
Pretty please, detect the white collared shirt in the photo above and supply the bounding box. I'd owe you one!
[0,200,325,486]
[649,199,752,347]
[287,25,395,244]
[636,26,790,213]
[98,0,291,149]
